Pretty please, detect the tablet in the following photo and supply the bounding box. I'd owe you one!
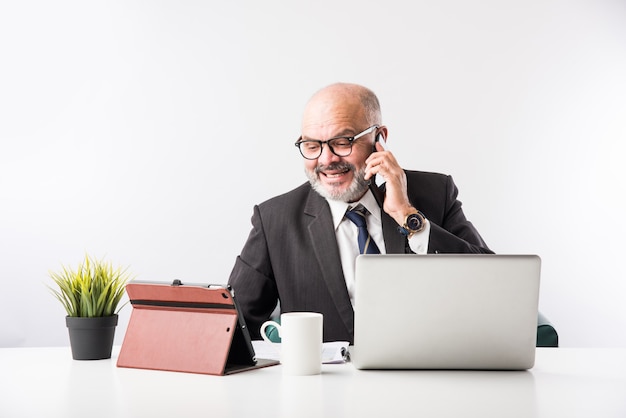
[117,280,279,375]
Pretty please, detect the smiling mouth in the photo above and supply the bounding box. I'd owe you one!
[316,163,353,180]
[322,168,350,178]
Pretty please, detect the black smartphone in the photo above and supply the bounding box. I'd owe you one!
[369,133,388,207]
[373,133,389,151]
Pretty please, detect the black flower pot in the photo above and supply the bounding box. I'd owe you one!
[66,315,118,360]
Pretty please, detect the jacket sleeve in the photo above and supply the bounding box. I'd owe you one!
[228,205,279,339]
[407,172,493,254]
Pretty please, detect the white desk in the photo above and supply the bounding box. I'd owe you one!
[1,347,625,418]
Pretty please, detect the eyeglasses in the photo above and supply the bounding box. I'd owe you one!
[294,125,379,160]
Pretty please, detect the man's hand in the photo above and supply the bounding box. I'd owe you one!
[364,141,417,226]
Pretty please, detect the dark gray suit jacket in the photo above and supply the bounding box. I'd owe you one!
[228,170,492,343]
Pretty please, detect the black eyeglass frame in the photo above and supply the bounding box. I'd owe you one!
[294,125,379,160]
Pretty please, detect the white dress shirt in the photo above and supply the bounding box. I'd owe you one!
[326,190,431,305]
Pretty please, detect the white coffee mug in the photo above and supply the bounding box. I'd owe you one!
[260,312,323,375]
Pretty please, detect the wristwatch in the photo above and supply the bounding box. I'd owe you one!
[397,211,426,238]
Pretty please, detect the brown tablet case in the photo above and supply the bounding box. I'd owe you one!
[117,280,278,375]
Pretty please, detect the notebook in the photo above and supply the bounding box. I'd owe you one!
[352,254,541,370]
[117,280,279,375]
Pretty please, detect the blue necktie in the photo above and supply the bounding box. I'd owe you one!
[345,205,380,254]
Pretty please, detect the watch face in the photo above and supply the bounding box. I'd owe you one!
[406,214,422,231]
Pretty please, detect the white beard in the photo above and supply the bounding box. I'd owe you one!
[305,164,369,203]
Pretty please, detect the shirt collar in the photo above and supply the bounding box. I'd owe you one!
[326,189,382,231]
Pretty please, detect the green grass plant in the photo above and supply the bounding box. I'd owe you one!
[49,255,132,317]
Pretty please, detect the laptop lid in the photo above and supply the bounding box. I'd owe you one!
[352,254,541,370]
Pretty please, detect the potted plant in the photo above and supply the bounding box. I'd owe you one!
[49,254,133,360]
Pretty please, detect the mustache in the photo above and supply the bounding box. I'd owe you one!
[314,162,355,175]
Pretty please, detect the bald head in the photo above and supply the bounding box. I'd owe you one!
[302,83,382,133]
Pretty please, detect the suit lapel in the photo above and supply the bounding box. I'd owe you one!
[300,183,407,337]
[304,189,355,335]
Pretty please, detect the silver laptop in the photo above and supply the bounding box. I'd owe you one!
[352,254,541,370]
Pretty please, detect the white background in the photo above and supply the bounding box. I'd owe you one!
[1,0,624,348]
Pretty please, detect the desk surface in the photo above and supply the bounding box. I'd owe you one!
[1,347,625,418]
